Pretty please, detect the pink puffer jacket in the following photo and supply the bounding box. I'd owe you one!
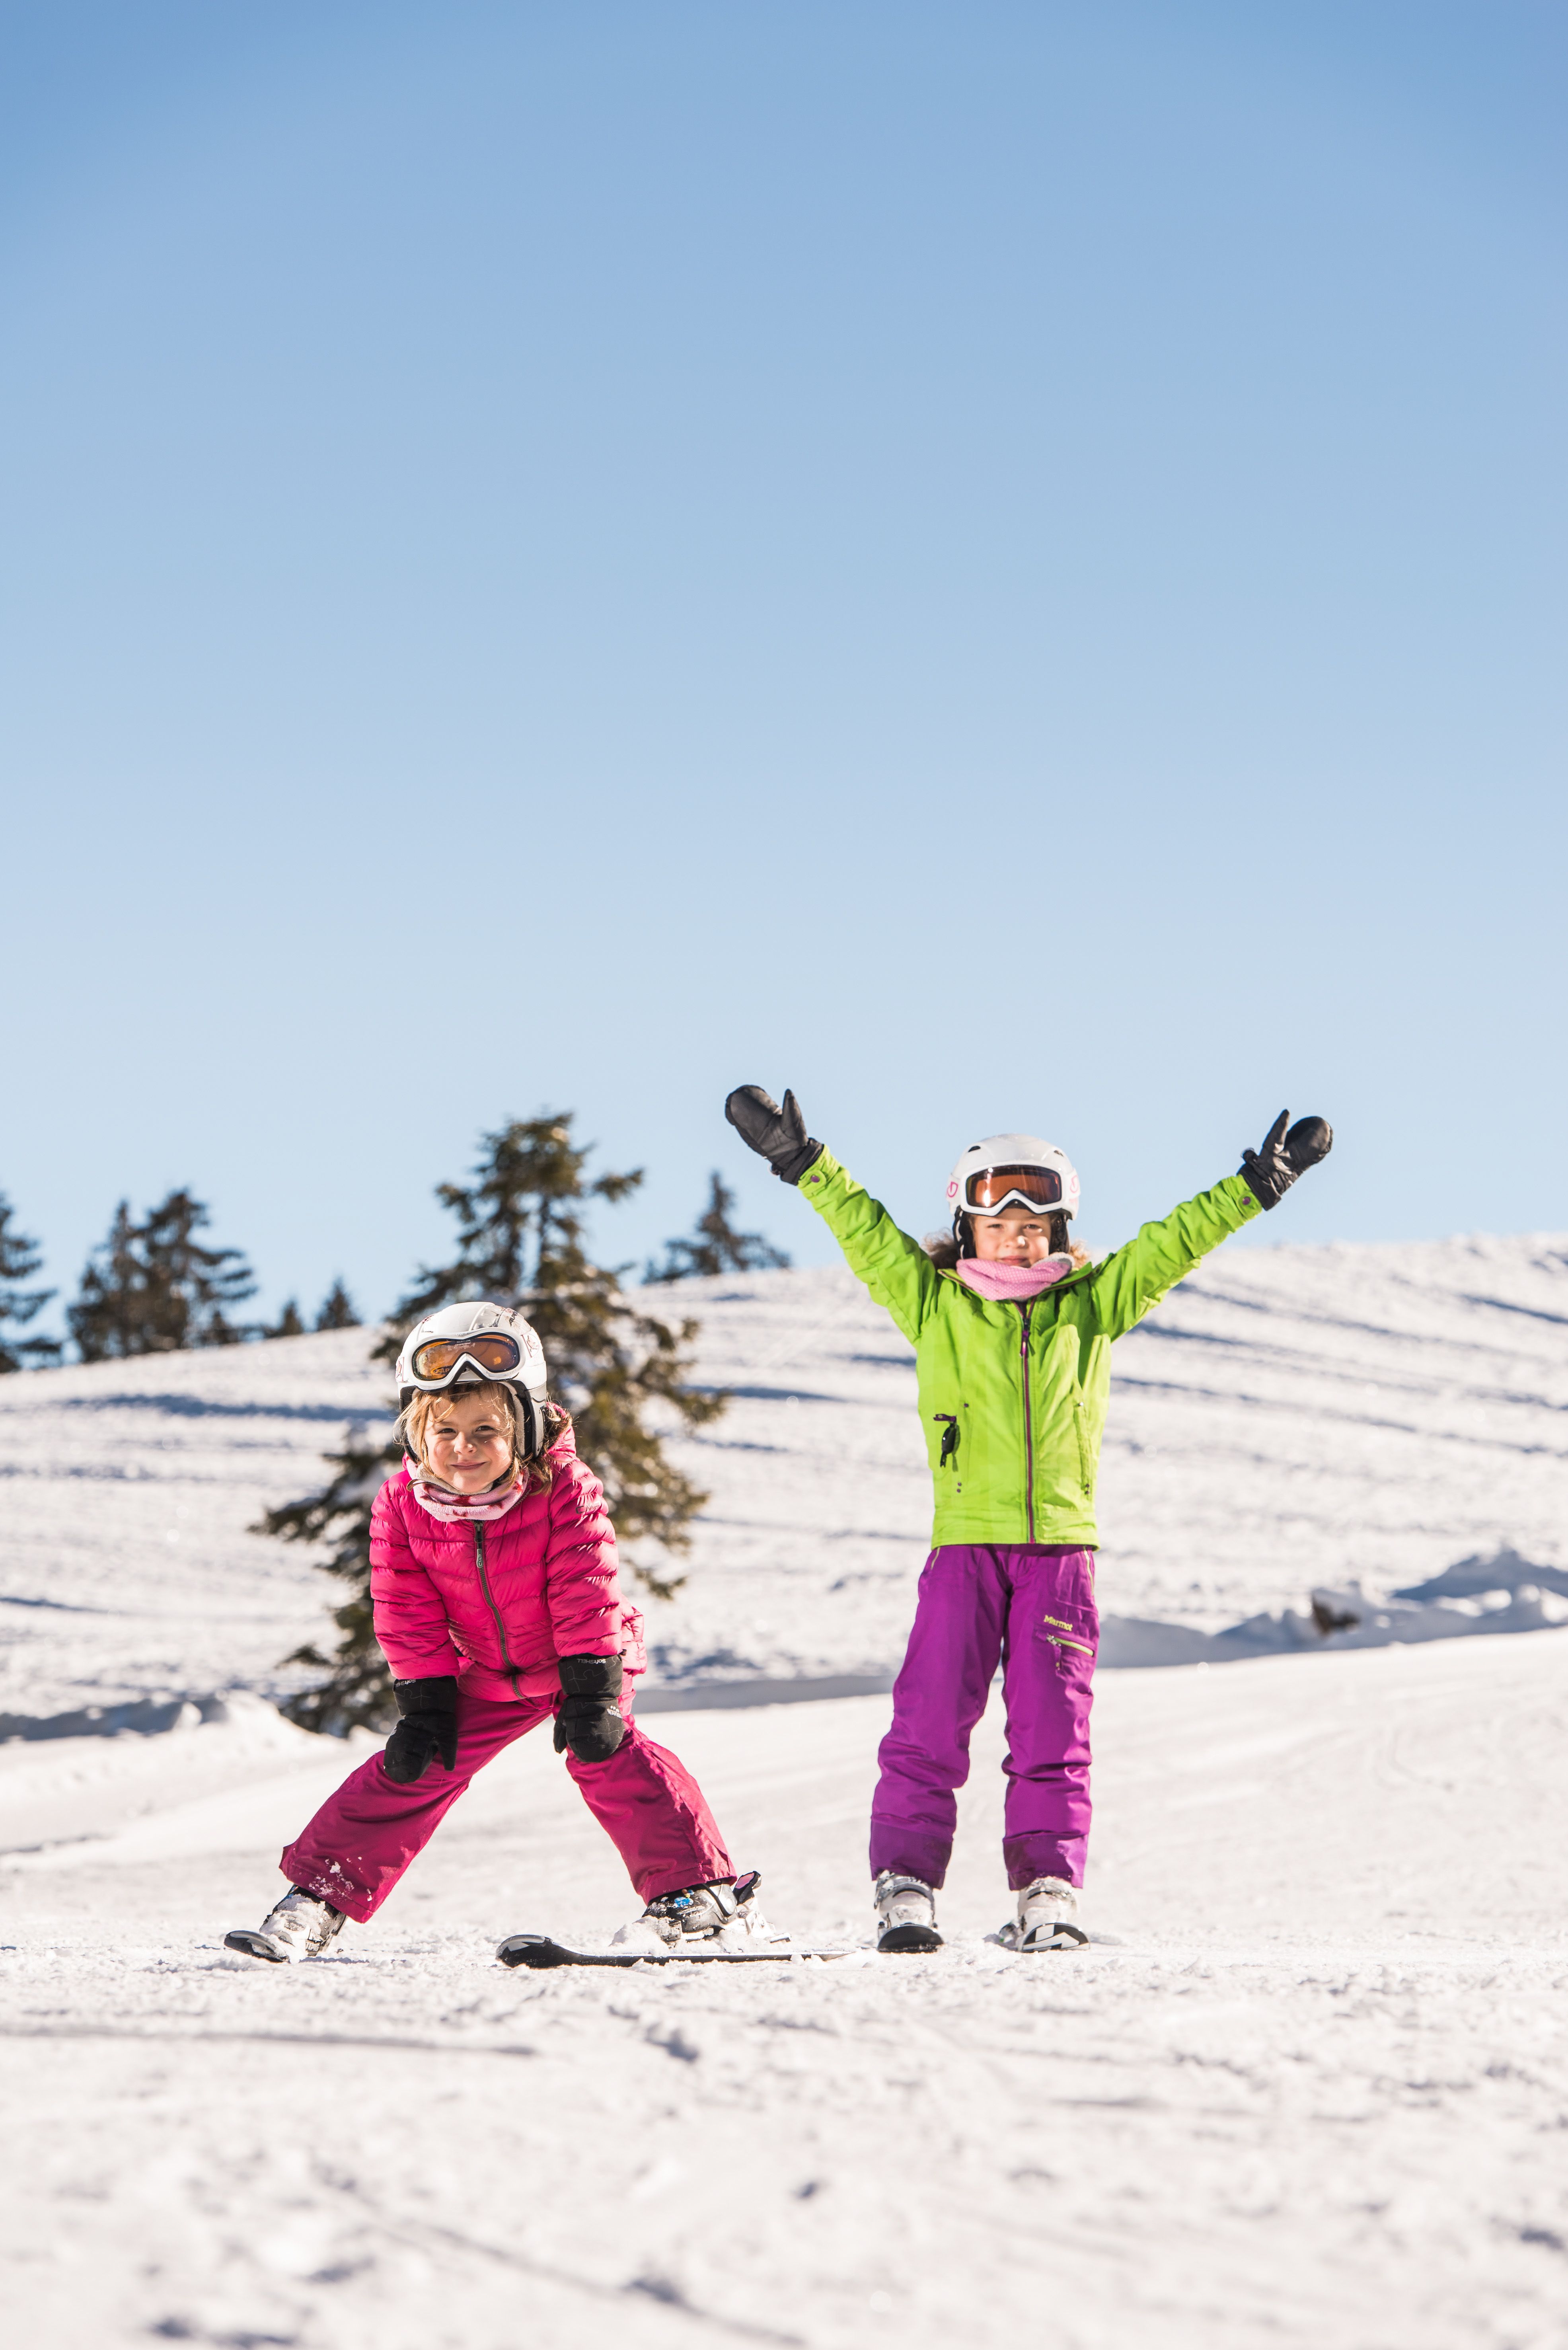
[369,1426,645,1702]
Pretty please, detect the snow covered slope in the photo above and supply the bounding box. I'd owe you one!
[2,1230,1566,1714]
[649,1232,1568,1682]
[0,1327,388,1719]
[4,1233,1568,2347]
[3,1636,1567,2350]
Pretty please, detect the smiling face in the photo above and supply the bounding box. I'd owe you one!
[421,1387,518,1491]
[970,1207,1058,1266]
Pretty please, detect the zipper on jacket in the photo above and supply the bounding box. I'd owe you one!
[934,1413,959,1469]
[1019,1302,1035,1543]
[473,1523,522,1695]
[1074,1399,1093,1498]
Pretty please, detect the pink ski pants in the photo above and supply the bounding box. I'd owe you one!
[280,1686,732,1923]
[869,1543,1098,1892]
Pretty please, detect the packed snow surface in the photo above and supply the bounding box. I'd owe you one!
[3,1233,1568,2345]
[3,1640,1568,2348]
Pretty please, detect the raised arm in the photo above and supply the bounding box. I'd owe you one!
[1088,1174,1261,1339]
[1091,1110,1333,1339]
[725,1081,938,1343]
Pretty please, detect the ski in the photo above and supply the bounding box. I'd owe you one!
[495,1933,853,1970]
[222,1929,291,1962]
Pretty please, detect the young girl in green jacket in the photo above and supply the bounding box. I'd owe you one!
[726,1088,1331,1954]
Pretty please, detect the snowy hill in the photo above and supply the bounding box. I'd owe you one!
[4,1632,1568,2348]
[3,1230,1566,1719]
[0,1325,388,1721]
[5,1232,1568,2348]
[646,1231,1568,1682]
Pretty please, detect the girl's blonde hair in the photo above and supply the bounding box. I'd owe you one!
[397,1379,569,1492]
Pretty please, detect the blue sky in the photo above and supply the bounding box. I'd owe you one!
[4,0,1564,1330]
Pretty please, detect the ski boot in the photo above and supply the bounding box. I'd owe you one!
[632,1869,767,1949]
[874,1870,943,1954]
[224,1886,347,1964]
[996,1876,1089,1953]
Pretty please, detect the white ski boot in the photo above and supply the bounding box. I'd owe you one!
[997,1876,1089,1953]
[874,1870,943,1954]
[628,1869,767,1949]
[224,1886,347,1964]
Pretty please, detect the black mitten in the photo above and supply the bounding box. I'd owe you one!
[384,1676,460,1783]
[553,1653,627,1762]
[724,1085,823,1185]
[1239,1111,1334,1210]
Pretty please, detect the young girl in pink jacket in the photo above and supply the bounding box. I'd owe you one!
[226,1303,754,1963]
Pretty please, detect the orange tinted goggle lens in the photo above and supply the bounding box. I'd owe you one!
[410,1333,522,1380]
[964,1165,1063,1211]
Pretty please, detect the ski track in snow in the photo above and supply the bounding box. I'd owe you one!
[2,1237,1568,2344]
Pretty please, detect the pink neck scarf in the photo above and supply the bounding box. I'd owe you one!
[954,1254,1075,1301]
[406,1460,531,1524]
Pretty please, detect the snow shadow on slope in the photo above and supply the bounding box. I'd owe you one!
[1100,1546,1568,1667]
[0,1693,240,1742]
[43,1393,388,1424]
[4,1558,1562,1742]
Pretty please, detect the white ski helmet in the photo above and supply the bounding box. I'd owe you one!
[946,1135,1081,1242]
[394,1301,550,1456]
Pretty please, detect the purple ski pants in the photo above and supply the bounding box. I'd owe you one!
[869,1543,1097,1892]
[280,1686,732,1923]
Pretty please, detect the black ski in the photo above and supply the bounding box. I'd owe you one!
[495,1933,853,1970]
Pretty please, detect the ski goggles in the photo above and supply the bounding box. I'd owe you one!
[962,1164,1065,1214]
[409,1333,522,1385]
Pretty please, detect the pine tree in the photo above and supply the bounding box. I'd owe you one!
[265,1299,306,1339]
[267,1114,726,1733]
[372,1113,642,1344]
[0,1194,61,1372]
[314,1278,360,1330]
[261,1423,406,1734]
[385,1114,728,1583]
[646,1171,791,1282]
[68,1190,258,1360]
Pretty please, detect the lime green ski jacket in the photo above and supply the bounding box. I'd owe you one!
[797,1150,1261,1548]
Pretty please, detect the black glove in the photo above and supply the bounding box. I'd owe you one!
[384,1676,460,1783]
[553,1653,627,1762]
[1239,1111,1333,1210]
[724,1085,823,1185]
